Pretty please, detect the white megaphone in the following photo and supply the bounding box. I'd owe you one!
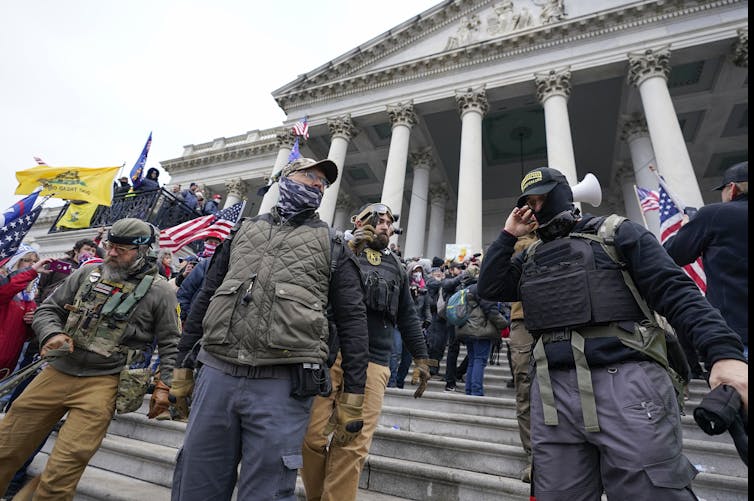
[571,173,602,207]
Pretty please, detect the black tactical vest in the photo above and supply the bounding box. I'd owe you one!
[520,236,644,332]
[356,248,403,324]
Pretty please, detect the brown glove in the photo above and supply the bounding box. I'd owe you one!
[348,224,375,254]
[412,359,433,398]
[170,368,194,398]
[323,393,364,447]
[148,380,171,419]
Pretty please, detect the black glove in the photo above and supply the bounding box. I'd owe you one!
[693,384,748,466]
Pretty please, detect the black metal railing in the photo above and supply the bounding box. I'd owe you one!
[49,188,207,253]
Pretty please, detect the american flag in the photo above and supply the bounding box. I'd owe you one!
[158,201,244,252]
[658,183,707,294]
[33,156,47,165]
[635,186,659,212]
[0,205,43,260]
[292,116,309,139]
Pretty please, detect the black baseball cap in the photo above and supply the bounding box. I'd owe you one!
[516,167,568,207]
[712,161,748,190]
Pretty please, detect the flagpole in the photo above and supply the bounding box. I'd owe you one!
[648,165,686,211]
[632,184,649,229]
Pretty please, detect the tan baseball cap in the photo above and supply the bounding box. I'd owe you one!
[282,157,338,185]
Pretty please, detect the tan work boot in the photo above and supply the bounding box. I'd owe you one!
[411,366,420,385]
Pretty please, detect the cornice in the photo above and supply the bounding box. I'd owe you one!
[162,132,279,173]
[275,0,743,112]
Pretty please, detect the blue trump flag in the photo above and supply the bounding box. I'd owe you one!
[0,190,40,227]
[130,132,152,188]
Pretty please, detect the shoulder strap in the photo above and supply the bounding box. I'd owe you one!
[523,238,543,261]
[328,227,344,278]
[570,214,656,325]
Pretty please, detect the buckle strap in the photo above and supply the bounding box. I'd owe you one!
[571,331,600,432]
[533,337,559,426]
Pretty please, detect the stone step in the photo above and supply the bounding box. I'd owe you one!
[378,402,733,446]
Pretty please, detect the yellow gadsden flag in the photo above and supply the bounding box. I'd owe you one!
[56,201,100,229]
[15,165,121,206]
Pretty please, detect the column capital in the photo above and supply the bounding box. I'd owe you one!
[455,87,489,117]
[327,115,358,141]
[409,148,435,172]
[276,128,296,149]
[225,178,247,200]
[387,102,417,129]
[627,46,671,88]
[336,191,353,211]
[732,28,748,67]
[535,67,572,103]
[429,183,449,204]
[613,162,635,186]
[620,113,649,142]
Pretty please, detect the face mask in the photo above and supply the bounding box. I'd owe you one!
[412,272,423,282]
[78,252,94,263]
[277,175,323,219]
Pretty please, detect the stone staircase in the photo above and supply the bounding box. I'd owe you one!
[13,346,749,500]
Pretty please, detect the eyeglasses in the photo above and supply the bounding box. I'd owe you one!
[296,169,330,189]
[19,258,38,264]
[104,242,139,253]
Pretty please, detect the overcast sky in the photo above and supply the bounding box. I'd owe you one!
[0,0,440,214]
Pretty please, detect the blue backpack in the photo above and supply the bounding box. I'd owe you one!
[445,287,472,326]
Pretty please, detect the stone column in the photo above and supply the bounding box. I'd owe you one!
[620,114,661,237]
[732,28,748,67]
[455,87,488,252]
[318,115,357,225]
[224,178,248,209]
[425,184,448,260]
[257,129,296,215]
[332,192,353,232]
[628,47,703,208]
[535,68,578,190]
[613,163,645,228]
[403,148,434,259]
[380,102,417,219]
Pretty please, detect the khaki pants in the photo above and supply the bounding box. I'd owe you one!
[509,320,533,460]
[0,365,118,501]
[301,357,390,501]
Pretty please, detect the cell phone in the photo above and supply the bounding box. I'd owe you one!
[50,259,72,275]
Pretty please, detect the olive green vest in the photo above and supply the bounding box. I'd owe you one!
[64,266,155,360]
[201,216,332,366]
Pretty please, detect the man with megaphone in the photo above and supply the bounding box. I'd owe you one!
[477,166,747,500]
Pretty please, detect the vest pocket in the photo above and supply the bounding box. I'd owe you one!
[267,282,324,352]
[203,278,244,344]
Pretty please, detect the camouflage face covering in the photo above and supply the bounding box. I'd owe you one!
[277,175,323,219]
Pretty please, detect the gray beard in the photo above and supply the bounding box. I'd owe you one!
[102,255,144,282]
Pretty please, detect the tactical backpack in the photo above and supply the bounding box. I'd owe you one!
[445,287,472,327]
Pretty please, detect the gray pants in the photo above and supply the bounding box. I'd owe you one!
[172,365,314,501]
[530,360,697,501]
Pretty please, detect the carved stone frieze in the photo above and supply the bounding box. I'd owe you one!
[387,102,418,129]
[274,2,736,112]
[455,87,489,117]
[410,148,435,171]
[225,178,248,199]
[276,128,296,149]
[327,115,358,141]
[732,28,748,67]
[445,13,482,50]
[429,183,449,204]
[627,46,671,88]
[539,0,566,25]
[535,68,571,103]
[620,113,649,142]
[487,1,534,36]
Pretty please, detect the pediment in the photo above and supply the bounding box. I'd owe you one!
[271,0,716,112]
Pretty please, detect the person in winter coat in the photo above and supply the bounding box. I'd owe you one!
[0,245,52,380]
[455,282,509,396]
[139,167,161,191]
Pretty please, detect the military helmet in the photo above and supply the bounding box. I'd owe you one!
[107,218,155,246]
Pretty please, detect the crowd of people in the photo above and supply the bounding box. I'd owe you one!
[0,159,747,501]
